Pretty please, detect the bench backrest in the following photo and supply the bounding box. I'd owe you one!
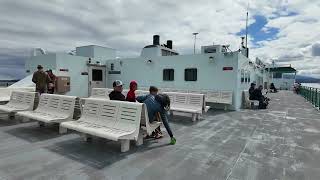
[135,90,149,96]
[0,87,35,102]
[206,91,221,103]
[165,92,204,110]
[80,98,142,139]
[81,98,118,128]
[36,94,77,117]
[90,88,109,99]
[220,91,233,104]
[7,91,37,110]
[115,102,142,134]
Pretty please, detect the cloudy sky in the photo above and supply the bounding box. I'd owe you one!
[0,0,320,80]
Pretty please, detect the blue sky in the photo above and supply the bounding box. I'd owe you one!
[236,15,280,47]
[0,0,319,79]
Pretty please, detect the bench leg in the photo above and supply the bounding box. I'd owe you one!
[21,117,30,123]
[192,114,197,122]
[120,139,130,152]
[81,133,92,142]
[59,126,68,134]
[8,112,15,120]
[136,131,143,146]
[38,122,45,127]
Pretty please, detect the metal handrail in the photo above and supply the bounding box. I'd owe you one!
[299,86,320,109]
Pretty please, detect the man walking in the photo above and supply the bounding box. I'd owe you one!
[32,65,51,94]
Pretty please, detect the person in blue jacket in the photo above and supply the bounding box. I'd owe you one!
[136,93,176,145]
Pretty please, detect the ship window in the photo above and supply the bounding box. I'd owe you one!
[204,48,216,53]
[163,69,174,81]
[92,69,103,81]
[110,63,114,71]
[185,68,197,81]
[245,72,249,83]
[273,72,282,79]
[241,70,244,83]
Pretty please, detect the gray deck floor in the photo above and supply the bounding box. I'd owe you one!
[0,91,320,180]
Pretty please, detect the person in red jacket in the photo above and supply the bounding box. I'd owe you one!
[126,80,138,102]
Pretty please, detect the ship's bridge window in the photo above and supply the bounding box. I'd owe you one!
[185,68,197,81]
[204,48,216,53]
[163,69,174,81]
[241,70,245,83]
[273,72,282,79]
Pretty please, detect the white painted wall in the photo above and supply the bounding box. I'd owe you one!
[56,53,89,97]
[107,52,244,110]
[25,54,57,75]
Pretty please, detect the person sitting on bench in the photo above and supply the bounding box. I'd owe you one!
[269,83,278,93]
[109,80,125,101]
[252,85,269,109]
[136,93,176,145]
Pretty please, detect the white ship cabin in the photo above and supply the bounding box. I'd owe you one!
[265,65,297,90]
[23,35,285,111]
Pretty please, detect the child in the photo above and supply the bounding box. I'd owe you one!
[126,80,138,102]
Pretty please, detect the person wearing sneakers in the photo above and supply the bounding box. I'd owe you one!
[109,80,125,101]
[136,93,176,145]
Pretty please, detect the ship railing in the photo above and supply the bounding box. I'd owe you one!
[300,86,320,110]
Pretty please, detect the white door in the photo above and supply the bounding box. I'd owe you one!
[88,65,106,95]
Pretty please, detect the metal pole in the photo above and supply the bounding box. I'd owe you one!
[192,32,199,54]
[245,11,248,48]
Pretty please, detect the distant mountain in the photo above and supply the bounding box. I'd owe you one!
[296,75,320,83]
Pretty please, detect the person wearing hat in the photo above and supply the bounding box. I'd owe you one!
[109,80,125,101]
[32,65,51,94]
[136,93,176,145]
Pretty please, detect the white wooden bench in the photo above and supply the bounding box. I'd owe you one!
[165,92,205,122]
[17,94,77,125]
[60,99,143,152]
[143,88,235,110]
[0,91,37,117]
[243,90,259,109]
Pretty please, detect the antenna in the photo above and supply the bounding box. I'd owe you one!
[245,2,249,48]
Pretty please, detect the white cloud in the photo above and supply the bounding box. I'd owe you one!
[0,0,319,79]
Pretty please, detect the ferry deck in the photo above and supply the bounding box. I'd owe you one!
[0,91,319,180]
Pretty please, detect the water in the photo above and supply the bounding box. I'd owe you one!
[302,83,320,88]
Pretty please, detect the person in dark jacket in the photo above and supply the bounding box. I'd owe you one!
[252,85,269,109]
[32,65,51,94]
[269,83,278,93]
[249,82,256,100]
[136,93,176,145]
[109,80,125,101]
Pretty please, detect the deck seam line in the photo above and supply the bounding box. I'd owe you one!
[225,113,261,180]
